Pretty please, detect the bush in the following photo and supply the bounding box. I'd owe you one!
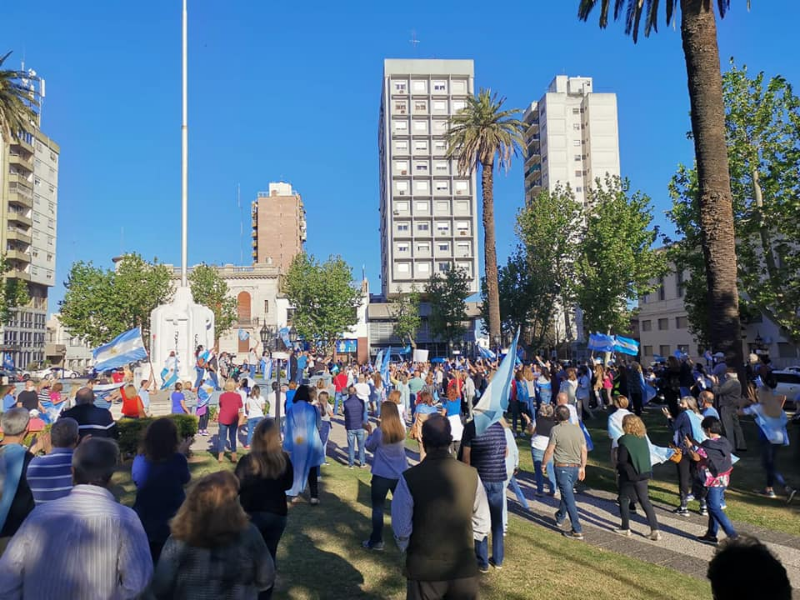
[117,414,198,457]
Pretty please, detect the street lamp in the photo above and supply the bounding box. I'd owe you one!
[288,326,298,349]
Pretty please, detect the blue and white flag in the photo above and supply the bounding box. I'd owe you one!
[473,328,520,436]
[160,354,180,390]
[262,358,273,381]
[92,328,148,373]
[588,333,615,353]
[580,420,594,452]
[373,349,384,374]
[284,401,325,496]
[478,345,496,361]
[92,382,125,410]
[3,354,14,371]
[238,329,250,342]
[279,327,291,349]
[613,335,640,356]
[381,347,392,382]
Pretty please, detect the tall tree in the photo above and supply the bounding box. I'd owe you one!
[390,285,421,349]
[516,183,584,344]
[283,253,362,352]
[576,177,667,335]
[446,89,525,346]
[59,254,173,347]
[669,61,800,342]
[578,0,745,369]
[0,256,29,325]
[189,264,238,341]
[0,51,37,142]
[426,268,470,346]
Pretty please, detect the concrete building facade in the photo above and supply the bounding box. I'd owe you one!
[251,182,306,272]
[523,75,620,206]
[0,122,59,369]
[378,59,479,297]
[45,314,93,372]
[638,261,800,368]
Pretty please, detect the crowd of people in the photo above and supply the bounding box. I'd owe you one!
[0,346,795,599]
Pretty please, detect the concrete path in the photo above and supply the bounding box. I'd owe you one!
[139,395,800,592]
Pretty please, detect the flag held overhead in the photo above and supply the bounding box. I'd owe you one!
[473,328,520,436]
[92,327,148,373]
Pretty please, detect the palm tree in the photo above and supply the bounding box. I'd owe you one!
[447,89,525,347]
[578,0,745,370]
[0,51,37,142]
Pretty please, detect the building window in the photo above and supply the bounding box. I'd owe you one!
[641,320,652,332]
[433,120,447,132]
[414,140,428,151]
[659,345,671,357]
[573,140,581,146]
[575,170,582,177]
[397,243,409,253]
[437,262,450,273]
[453,100,466,112]
[575,186,583,193]
[432,81,446,92]
[415,201,428,212]
[415,163,429,172]
[438,243,449,252]
[658,318,669,331]
[395,161,408,173]
[572,108,580,114]
[396,181,409,194]
[394,101,407,113]
[396,140,408,152]
[435,182,448,192]
[643,345,653,357]
[394,81,407,93]
[436,222,450,233]
[414,100,427,112]
[435,200,448,212]
[416,243,430,253]
[573,123,581,130]
[677,344,690,355]
[237,291,252,324]
[574,155,582,161]
[675,316,688,329]
[452,80,466,93]
[395,201,409,212]
[434,141,447,152]
[418,263,430,272]
[417,223,429,231]
[397,262,410,273]
[642,294,648,304]
[394,121,407,131]
[415,181,429,193]
[264,300,269,314]
[455,181,469,194]
[413,120,427,132]
[676,270,685,298]
[434,162,448,173]
[412,80,426,92]
[658,277,666,301]
[397,223,409,232]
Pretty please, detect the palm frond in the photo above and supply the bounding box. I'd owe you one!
[0,50,38,142]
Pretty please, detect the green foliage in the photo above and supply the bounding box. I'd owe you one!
[668,61,800,342]
[577,176,667,335]
[426,268,470,344]
[390,285,421,348]
[516,184,584,344]
[0,51,38,142]
[446,89,526,174]
[116,414,198,457]
[282,253,362,352]
[0,254,30,324]
[189,264,238,340]
[59,253,173,347]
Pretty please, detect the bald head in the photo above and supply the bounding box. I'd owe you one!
[75,387,95,405]
[556,392,569,405]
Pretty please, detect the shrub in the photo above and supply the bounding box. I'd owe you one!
[117,414,198,457]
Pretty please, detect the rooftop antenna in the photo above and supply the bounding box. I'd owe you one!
[409,30,420,53]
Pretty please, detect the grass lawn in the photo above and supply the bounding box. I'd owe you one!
[509,405,800,536]
[111,450,710,600]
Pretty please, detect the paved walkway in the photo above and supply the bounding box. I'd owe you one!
[141,396,800,592]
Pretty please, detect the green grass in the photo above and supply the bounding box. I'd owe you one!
[112,451,710,600]
[511,407,800,536]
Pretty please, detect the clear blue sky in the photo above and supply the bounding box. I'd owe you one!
[2,0,798,314]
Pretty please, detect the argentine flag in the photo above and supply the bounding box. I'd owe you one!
[93,328,148,373]
[473,328,520,436]
[161,354,179,390]
[381,347,392,382]
[588,333,615,353]
[478,345,496,361]
[613,335,640,356]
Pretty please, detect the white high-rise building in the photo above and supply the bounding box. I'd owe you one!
[378,59,479,297]
[523,75,620,205]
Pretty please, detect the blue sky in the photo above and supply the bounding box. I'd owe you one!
[2,0,798,313]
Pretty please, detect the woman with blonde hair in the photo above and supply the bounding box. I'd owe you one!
[614,414,661,540]
[387,388,406,423]
[236,419,293,598]
[362,401,409,550]
[592,364,606,409]
[149,471,274,599]
[409,390,438,462]
[121,383,147,419]
[218,378,244,464]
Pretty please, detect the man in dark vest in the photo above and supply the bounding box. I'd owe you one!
[391,414,490,600]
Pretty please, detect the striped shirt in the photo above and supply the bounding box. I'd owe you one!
[58,404,119,439]
[0,485,153,599]
[26,447,74,504]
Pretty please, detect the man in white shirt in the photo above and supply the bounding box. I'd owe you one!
[556,392,579,425]
[0,438,152,599]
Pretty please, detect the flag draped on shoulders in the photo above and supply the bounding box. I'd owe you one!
[284,401,325,496]
[161,354,180,390]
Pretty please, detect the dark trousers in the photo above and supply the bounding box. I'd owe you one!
[676,454,692,507]
[308,467,319,499]
[720,405,747,451]
[761,439,787,489]
[406,576,479,600]
[509,401,521,434]
[619,479,659,531]
[149,540,165,565]
[198,411,209,430]
[250,511,287,600]
[370,475,398,544]
[629,392,643,416]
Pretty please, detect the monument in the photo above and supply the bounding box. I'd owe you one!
[149,0,215,384]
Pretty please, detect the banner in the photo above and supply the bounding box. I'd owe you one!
[613,335,640,356]
[413,349,429,363]
[335,339,358,353]
[588,332,615,353]
[93,328,148,373]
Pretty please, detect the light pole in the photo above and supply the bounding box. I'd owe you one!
[180,0,189,287]
[260,323,280,426]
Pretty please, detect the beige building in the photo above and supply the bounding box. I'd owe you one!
[638,261,800,368]
[0,118,60,369]
[45,314,93,372]
[251,182,306,272]
[523,75,620,206]
[378,59,480,297]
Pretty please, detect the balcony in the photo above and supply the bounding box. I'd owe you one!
[5,250,30,264]
[7,173,32,188]
[235,316,261,327]
[10,268,30,281]
[6,229,32,245]
[9,154,33,171]
[13,138,34,154]
[7,210,32,227]
[8,189,33,209]
[524,164,541,180]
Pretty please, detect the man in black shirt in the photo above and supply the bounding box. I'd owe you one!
[16,380,39,412]
[59,387,119,440]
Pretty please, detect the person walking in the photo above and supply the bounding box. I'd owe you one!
[576,365,595,420]
[461,419,507,571]
[391,415,489,599]
[542,405,587,540]
[244,385,266,450]
[522,405,557,497]
[500,419,530,534]
[132,418,192,563]
[218,379,244,464]
[148,471,274,599]
[713,364,748,452]
[627,362,645,417]
[284,385,325,504]
[613,414,661,540]
[344,386,367,468]
[316,391,333,467]
[235,419,293,600]
[663,396,706,516]
[363,402,409,550]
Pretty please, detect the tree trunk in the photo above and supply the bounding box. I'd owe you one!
[481,161,501,345]
[681,0,743,372]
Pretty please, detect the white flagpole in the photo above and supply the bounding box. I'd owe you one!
[181,0,189,287]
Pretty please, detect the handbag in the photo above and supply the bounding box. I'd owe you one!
[668,446,683,463]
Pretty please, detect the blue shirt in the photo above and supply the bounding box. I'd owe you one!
[26,447,74,504]
[343,395,366,431]
[702,406,720,420]
[3,394,16,411]
[365,428,408,479]
[170,391,185,414]
[285,389,296,413]
[132,453,191,543]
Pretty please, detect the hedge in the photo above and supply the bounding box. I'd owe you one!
[117,414,198,457]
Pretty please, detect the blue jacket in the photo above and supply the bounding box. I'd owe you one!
[343,395,366,431]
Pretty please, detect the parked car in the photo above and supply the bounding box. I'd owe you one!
[773,369,800,410]
[30,366,80,380]
[0,367,30,382]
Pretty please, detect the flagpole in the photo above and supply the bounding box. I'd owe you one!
[180,0,189,287]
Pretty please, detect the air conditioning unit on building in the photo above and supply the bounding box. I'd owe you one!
[393,210,400,215]
[399,191,406,195]
[456,191,463,195]
[401,170,407,175]
[459,231,468,236]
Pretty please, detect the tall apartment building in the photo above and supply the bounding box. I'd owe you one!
[378,59,479,297]
[523,76,620,205]
[0,104,59,369]
[251,182,307,272]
